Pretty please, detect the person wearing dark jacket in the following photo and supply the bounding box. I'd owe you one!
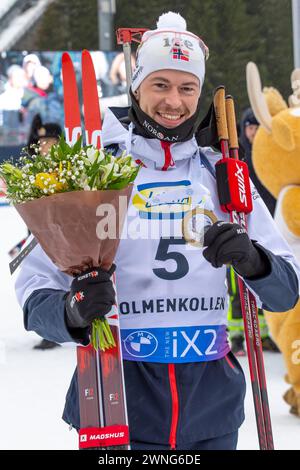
[239,108,276,216]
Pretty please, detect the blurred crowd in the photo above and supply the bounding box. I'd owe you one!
[0,51,136,153]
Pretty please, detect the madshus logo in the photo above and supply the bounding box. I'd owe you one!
[77,270,98,281]
[143,120,179,142]
[80,431,125,443]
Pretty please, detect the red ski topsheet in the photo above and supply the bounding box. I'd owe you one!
[62,52,82,146]
[81,50,102,148]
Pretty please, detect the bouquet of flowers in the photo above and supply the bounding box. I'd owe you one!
[0,137,140,350]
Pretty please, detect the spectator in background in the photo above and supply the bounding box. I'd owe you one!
[22,65,53,108]
[109,52,135,94]
[0,65,26,111]
[22,53,41,86]
[22,65,64,130]
[27,113,62,154]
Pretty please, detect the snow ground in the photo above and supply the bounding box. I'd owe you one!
[0,205,299,450]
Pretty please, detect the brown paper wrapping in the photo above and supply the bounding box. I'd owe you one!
[15,187,133,276]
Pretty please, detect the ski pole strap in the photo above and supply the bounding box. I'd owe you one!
[9,237,38,275]
[79,424,129,449]
[215,158,253,214]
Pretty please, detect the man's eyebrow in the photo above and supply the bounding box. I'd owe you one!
[150,77,199,87]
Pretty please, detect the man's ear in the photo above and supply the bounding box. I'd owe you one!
[134,89,140,101]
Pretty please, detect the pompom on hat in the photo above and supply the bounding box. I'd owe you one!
[131,12,209,92]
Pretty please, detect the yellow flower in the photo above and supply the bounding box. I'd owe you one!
[35,173,66,191]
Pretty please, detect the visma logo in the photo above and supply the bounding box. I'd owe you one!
[124,331,158,358]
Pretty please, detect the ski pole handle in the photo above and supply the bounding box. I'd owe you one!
[225,95,239,150]
[213,86,228,142]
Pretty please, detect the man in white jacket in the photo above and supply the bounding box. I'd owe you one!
[16,12,300,450]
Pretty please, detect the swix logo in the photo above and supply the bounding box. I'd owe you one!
[142,120,179,142]
[235,162,247,207]
[84,388,94,398]
[77,271,98,281]
[65,126,82,146]
[70,291,84,308]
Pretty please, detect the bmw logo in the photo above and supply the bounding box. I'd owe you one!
[124,331,158,358]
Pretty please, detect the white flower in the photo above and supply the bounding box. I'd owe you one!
[86,147,99,164]
[100,162,114,184]
[98,149,105,162]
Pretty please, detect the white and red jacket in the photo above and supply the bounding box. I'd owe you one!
[16,107,300,364]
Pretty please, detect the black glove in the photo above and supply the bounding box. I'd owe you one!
[65,264,116,329]
[203,221,270,279]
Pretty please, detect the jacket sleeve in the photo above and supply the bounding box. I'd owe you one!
[242,186,300,312]
[15,238,88,345]
[24,288,89,345]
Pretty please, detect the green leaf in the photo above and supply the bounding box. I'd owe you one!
[72,136,83,155]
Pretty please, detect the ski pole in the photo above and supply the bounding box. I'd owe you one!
[213,86,274,450]
[225,94,274,450]
[116,28,148,105]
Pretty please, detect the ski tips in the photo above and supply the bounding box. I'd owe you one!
[62,51,72,63]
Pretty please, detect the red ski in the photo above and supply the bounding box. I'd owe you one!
[62,51,130,450]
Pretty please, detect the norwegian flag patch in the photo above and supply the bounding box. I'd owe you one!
[172,47,190,61]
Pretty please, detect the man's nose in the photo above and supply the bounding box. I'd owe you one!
[164,88,182,109]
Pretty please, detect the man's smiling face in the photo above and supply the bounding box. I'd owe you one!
[134,69,201,128]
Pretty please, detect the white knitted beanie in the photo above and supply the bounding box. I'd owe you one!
[131,12,209,92]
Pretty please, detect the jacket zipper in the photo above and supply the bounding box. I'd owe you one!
[168,363,179,450]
